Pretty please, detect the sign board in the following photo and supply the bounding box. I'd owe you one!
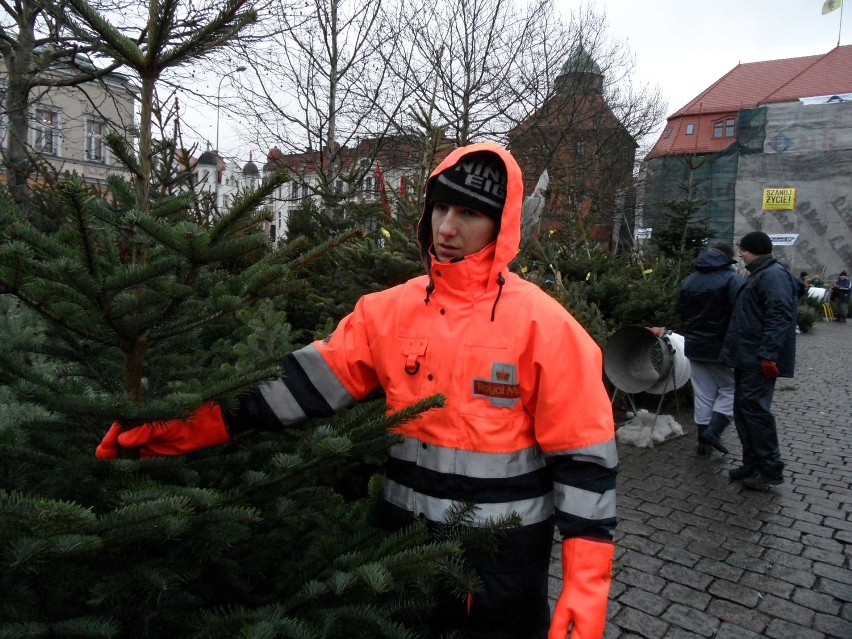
[762,187,796,211]
[768,233,799,246]
[634,227,652,239]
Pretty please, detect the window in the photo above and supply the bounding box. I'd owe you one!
[713,118,736,138]
[364,176,373,194]
[34,108,60,155]
[664,127,673,140]
[301,183,309,198]
[576,140,586,158]
[291,181,300,198]
[685,123,695,135]
[86,119,107,162]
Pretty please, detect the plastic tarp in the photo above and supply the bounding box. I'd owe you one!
[735,101,852,278]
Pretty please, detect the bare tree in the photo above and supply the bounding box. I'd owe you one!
[232,0,425,204]
[400,0,571,145]
[401,1,664,249]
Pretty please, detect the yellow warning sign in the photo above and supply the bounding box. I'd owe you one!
[762,188,796,211]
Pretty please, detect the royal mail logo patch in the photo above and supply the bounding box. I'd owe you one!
[472,363,520,407]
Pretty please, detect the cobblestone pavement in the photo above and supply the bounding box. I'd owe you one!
[549,319,852,638]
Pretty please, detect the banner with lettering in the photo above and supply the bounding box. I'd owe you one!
[762,187,796,211]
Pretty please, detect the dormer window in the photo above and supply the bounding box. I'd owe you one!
[713,118,736,138]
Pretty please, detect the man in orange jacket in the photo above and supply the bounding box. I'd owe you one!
[97,143,618,638]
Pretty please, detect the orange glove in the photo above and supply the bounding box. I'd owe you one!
[548,538,614,639]
[760,360,780,380]
[95,402,231,459]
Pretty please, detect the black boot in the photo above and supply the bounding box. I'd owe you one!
[696,423,711,457]
[699,411,730,454]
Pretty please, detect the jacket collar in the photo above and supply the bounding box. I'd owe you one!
[428,242,496,299]
[746,254,775,274]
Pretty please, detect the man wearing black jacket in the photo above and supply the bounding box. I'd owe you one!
[719,231,798,491]
[677,243,744,457]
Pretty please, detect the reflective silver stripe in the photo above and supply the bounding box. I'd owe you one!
[544,438,619,468]
[258,379,307,425]
[553,483,617,521]
[383,478,554,527]
[293,344,355,411]
[387,438,546,478]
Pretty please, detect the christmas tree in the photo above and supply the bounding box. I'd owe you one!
[0,2,470,637]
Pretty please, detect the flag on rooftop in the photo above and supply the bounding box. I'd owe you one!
[822,0,842,15]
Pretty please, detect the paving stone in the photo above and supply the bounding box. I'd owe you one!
[792,585,842,614]
[617,566,667,594]
[620,549,665,574]
[760,522,802,542]
[613,606,668,639]
[764,547,814,572]
[708,578,761,607]
[707,599,769,634]
[660,581,711,609]
[658,563,713,591]
[617,587,670,617]
[765,617,825,639]
[698,560,747,586]
[661,603,719,636]
[715,623,766,639]
[618,534,664,556]
[761,536,804,558]
[803,545,846,566]
[758,594,815,626]
[739,571,795,598]
[656,546,701,568]
[813,612,852,638]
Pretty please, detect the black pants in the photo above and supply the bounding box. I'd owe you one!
[733,368,784,478]
[380,502,552,638]
[428,559,550,638]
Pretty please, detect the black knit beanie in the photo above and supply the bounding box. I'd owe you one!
[427,152,507,225]
[738,231,773,255]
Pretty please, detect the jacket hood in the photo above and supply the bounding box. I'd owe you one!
[694,248,736,272]
[418,143,523,285]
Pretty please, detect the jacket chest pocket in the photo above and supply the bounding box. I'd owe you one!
[403,339,427,375]
[382,338,429,408]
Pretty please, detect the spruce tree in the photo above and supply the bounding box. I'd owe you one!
[0,2,469,637]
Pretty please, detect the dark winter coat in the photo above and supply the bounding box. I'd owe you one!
[832,277,851,302]
[676,249,745,361]
[719,255,798,377]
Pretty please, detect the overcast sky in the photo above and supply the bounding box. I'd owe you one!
[198,0,850,164]
[578,0,849,122]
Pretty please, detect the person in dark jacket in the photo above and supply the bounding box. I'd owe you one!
[719,231,798,491]
[831,271,850,322]
[676,243,745,457]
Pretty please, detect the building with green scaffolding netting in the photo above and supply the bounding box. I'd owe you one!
[639,45,852,280]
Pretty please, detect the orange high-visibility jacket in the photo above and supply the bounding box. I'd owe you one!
[225,143,617,545]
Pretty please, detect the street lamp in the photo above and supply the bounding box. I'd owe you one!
[214,65,246,210]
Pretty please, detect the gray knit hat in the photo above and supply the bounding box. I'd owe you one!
[427,152,507,224]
